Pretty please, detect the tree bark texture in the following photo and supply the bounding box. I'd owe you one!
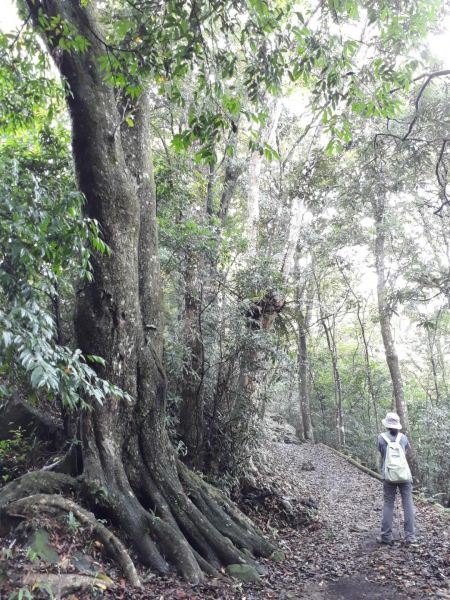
[21,0,273,582]
[372,194,411,435]
[246,101,282,256]
[178,258,205,469]
[296,276,314,442]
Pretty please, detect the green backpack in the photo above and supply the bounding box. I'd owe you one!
[381,432,412,483]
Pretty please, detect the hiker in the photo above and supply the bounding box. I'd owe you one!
[377,412,416,545]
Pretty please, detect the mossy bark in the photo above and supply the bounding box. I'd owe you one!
[19,0,273,582]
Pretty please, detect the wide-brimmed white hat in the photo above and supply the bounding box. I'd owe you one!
[382,412,402,430]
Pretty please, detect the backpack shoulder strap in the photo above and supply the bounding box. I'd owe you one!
[381,433,391,444]
[396,432,402,443]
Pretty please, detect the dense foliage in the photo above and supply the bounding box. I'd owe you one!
[1,0,449,515]
[0,30,128,408]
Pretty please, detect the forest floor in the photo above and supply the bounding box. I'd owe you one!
[1,441,450,599]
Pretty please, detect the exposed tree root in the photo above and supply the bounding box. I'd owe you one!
[126,436,275,581]
[138,471,220,577]
[0,471,78,509]
[0,459,274,584]
[3,494,142,588]
[128,465,246,582]
[80,453,206,582]
[21,573,114,595]
[0,437,273,584]
[178,461,274,557]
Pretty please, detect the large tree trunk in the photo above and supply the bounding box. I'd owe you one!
[372,194,411,434]
[20,0,273,582]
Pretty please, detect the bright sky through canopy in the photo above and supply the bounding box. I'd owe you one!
[1,0,450,66]
[1,0,19,32]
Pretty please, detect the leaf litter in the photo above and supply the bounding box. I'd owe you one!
[1,441,449,599]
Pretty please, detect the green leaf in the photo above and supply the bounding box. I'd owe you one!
[86,354,106,366]
[30,365,45,388]
[29,530,59,564]
[2,331,12,347]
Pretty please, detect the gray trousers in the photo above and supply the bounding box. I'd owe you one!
[381,480,416,542]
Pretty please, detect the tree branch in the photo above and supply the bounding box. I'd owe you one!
[402,70,450,141]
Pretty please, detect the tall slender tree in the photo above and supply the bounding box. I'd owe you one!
[371,190,411,435]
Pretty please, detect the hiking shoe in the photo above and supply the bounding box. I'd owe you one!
[403,539,419,546]
[376,537,394,546]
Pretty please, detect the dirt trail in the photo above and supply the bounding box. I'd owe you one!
[2,441,449,599]
[254,442,450,600]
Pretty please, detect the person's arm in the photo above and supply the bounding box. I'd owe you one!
[377,435,384,454]
[378,435,386,473]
